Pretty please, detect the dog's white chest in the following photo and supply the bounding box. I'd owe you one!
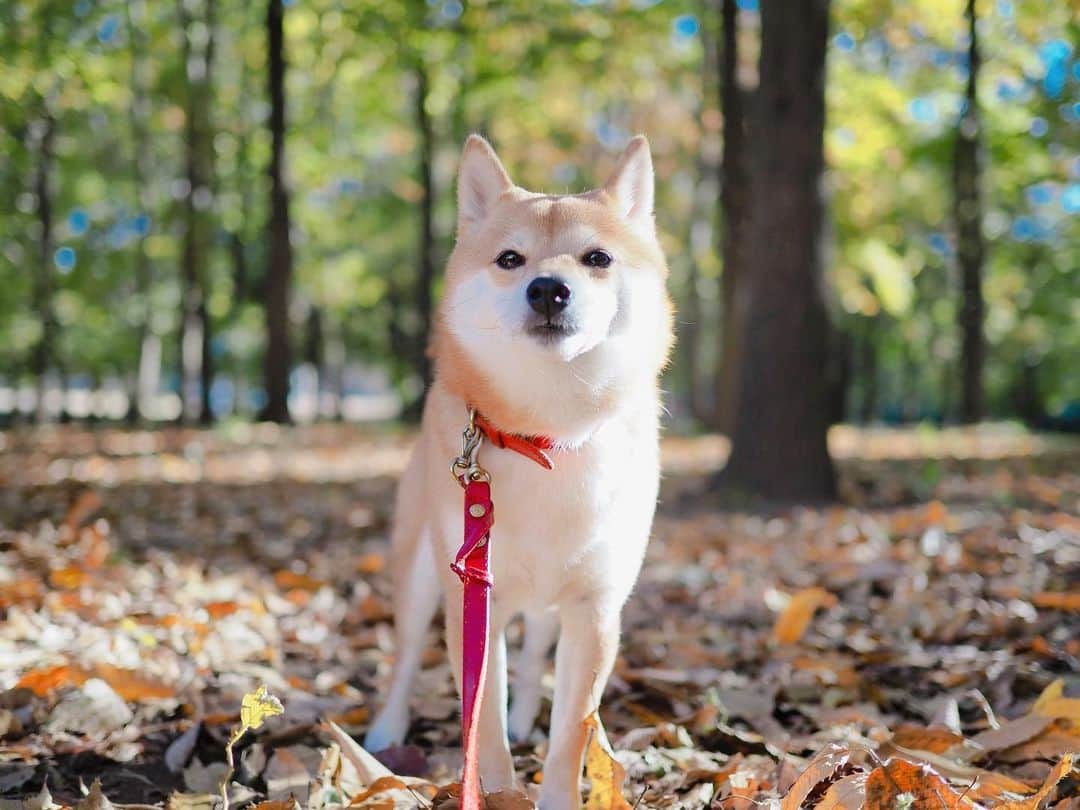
[435,409,660,614]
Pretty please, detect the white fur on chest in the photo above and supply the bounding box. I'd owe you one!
[425,391,660,615]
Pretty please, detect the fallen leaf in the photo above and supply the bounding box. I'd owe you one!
[1033,680,1080,723]
[772,587,837,645]
[346,776,408,804]
[48,565,87,590]
[864,758,972,809]
[321,719,393,796]
[1031,592,1080,612]
[93,663,176,701]
[74,779,115,810]
[0,764,36,793]
[815,772,867,809]
[994,754,1075,810]
[780,743,852,810]
[584,712,631,810]
[16,664,91,696]
[44,678,133,737]
[165,723,202,774]
[183,760,229,795]
[250,801,300,810]
[264,748,311,802]
[890,724,965,754]
[957,714,1052,760]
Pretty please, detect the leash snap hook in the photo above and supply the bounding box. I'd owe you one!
[450,408,491,486]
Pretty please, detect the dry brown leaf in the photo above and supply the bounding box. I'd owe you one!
[321,719,394,797]
[772,587,837,645]
[92,663,176,701]
[48,564,88,590]
[1031,593,1080,612]
[815,772,867,809]
[356,553,386,575]
[16,664,91,696]
[864,758,974,810]
[891,723,966,754]
[249,801,300,810]
[994,754,1075,810]
[481,792,534,810]
[584,712,631,810]
[960,714,1053,759]
[74,779,115,810]
[1033,680,1080,723]
[273,570,326,592]
[780,743,852,810]
[996,721,1080,764]
[264,748,311,802]
[347,776,408,804]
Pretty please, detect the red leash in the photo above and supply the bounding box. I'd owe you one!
[449,410,552,809]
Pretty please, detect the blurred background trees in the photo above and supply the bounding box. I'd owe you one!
[0,0,1077,493]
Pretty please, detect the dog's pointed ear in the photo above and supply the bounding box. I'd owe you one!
[457,135,513,234]
[603,135,655,231]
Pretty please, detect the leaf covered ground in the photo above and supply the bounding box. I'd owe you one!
[0,424,1077,809]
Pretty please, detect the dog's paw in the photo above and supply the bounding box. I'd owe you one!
[507,696,539,743]
[363,708,409,752]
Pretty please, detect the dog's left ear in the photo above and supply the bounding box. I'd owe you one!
[603,135,655,232]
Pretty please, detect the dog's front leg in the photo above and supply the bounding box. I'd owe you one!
[444,593,516,793]
[538,603,620,810]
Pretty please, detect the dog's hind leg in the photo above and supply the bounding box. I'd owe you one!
[508,609,559,742]
[363,514,440,751]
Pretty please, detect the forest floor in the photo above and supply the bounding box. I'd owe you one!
[0,424,1078,809]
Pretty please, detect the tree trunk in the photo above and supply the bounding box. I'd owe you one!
[125,0,153,424]
[178,0,217,426]
[954,0,985,424]
[260,0,293,423]
[31,111,57,424]
[719,0,837,502]
[715,0,751,434]
[413,60,436,390]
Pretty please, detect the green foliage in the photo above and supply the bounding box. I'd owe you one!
[0,0,1075,421]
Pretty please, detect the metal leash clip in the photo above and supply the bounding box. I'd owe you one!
[450,409,491,486]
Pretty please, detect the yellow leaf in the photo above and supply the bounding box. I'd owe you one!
[583,712,631,810]
[1032,679,1080,723]
[240,685,284,732]
[993,754,1074,810]
[772,587,837,645]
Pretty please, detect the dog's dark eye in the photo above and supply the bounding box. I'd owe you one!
[582,250,613,269]
[495,250,525,270]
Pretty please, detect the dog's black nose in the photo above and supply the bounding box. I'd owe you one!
[526,277,572,317]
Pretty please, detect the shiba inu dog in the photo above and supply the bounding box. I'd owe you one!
[364,134,673,809]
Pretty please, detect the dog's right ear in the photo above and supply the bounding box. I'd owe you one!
[457,135,513,235]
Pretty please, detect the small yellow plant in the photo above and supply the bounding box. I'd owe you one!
[221,685,284,810]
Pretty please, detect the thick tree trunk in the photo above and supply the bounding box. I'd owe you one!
[719,0,837,502]
[715,0,751,434]
[954,0,985,424]
[260,0,293,423]
[31,111,57,424]
[178,0,217,426]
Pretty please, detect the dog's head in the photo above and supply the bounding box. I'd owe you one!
[437,135,673,440]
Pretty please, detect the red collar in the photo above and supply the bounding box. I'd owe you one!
[473,412,555,470]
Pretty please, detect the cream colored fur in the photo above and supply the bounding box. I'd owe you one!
[364,135,673,810]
